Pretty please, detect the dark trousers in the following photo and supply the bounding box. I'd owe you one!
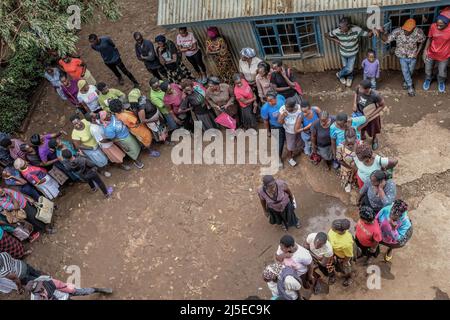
[272,126,286,159]
[186,50,206,73]
[105,58,138,84]
[144,62,167,80]
[20,264,43,285]
[84,170,108,195]
[19,184,40,201]
[24,202,46,232]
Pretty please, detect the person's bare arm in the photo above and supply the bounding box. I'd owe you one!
[311,130,318,154]
[259,198,268,216]
[423,38,431,60]
[331,138,337,159]
[325,32,340,45]
[263,120,271,137]
[385,158,398,170]
[294,115,303,133]
[353,92,358,113]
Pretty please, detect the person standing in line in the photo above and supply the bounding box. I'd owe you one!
[133,32,167,80]
[88,34,140,87]
[361,50,380,90]
[176,27,207,83]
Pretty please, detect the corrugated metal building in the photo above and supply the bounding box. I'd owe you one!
[157,0,449,73]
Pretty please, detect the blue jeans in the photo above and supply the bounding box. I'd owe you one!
[301,131,312,156]
[163,113,178,131]
[363,75,377,89]
[338,55,357,80]
[424,56,448,83]
[399,57,417,88]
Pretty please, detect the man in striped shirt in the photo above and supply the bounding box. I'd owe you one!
[325,17,372,88]
[0,252,42,294]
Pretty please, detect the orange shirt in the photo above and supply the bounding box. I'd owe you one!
[59,58,84,79]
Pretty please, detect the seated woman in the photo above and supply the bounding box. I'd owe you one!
[0,187,54,234]
[376,200,413,262]
[336,127,360,193]
[0,218,32,259]
[262,262,303,300]
[359,170,397,213]
[2,166,40,201]
[30,131,65,166]
[354,143,398,189]
[328,219,354,286]
[257,175,300,231]
[13,158,60,200]
[355,206,382,265]
[19,144,47,167]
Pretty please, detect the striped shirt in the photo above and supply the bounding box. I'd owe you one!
[0,188,27,211]
[0,252,25,278]
[329,26,368,57]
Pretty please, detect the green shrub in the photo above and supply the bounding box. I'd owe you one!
[0,45,43,133]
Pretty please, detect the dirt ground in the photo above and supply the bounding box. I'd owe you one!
[3,0,450,300]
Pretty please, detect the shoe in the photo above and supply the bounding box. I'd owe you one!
[103,171,112,178]
[423,79,431,91]
[402,82,408,90]
[105,186,114,198]
[29,232,41,243]
[118,78,125,86]
[120,164,131,171]
[344,183,351,193]
[288,158,297,167]
[407,86,415,96]
[90,187,98,193]
[438,82,446,93]
[149,150,161,157]
[134,160,144,169]
[336,72,346,85]
[346,78,353,88]
[94,287,113,294]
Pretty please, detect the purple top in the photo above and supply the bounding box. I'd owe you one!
[38,134,53,162]
[257,179,290,212]
[61,79,79,106]
[361,58,380,78]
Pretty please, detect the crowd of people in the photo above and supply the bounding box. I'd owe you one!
[1,9,448,299]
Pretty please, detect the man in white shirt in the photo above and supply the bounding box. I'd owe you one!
[304,232,336,284]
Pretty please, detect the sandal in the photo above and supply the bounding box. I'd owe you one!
[281,225,288,232]
[148,150,161,158]
[384,251,393,262]
[372,139,379,150]
[295,221,301,229]
[343,278,353,287]
[29,232,40,243]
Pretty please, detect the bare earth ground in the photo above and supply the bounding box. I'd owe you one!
[3,0,450,300]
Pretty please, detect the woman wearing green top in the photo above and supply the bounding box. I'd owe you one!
[148,78,178,131]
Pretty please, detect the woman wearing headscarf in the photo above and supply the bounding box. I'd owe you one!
[376,199,413,262]
[13,158,60,200]
[328,219,354,286]
[155,34,193,83]
[257,175,300,231]
[359,170,397,212]
[206,76,239,122]
[205,27,236,84]
[233,73,258,130]
[336,127,360,193]
[239,48,262,90]
[262,262,303,300]
[355,206,382,265]
[180,79,217,131]
[255,61,273,103]
[100,111,145,169]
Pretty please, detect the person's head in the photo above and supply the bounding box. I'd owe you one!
[155,34,167,48]
[300,100,312,116]
[336,112,349,129]
[19,143,33,154]
[180,79,194,95]
[370,170,387,187]
[96,82,108,95]
[60,73,70,86]
[257,61,270,76]
[436,14,449,30]
[77,79,89,93]
[367,49,376,63]
[30,134,41,146]
[314,232,328,249]
[160,81,171,93]
[133,31,143,44]
[279,235,296,253]
[207,26,220,40]
[390,199,408,221]
[240,47,256,61]
[109,99,124,114]
[0,138,12,149]
[272,59,283,73]
[233,73,243,87]
[359,79,373,95]
[207,76,221,91]
[88,33,99,45]
[262,175,276,193]
[149,77,161,90]
[359,206,376,223]
[99,111,112,123]
[178,27,188,36]
[331,218,351,235]
[70,114,84,130]
[266,91,278,106]
[355,142,373,163]
[262,263,283,283]
[285,97,297,113]
[44,65,55,75]
[61,55,72,63]
[48,139,58,153]
[402,18,416,36]
[13,158,28,171]
[344,127,357,146]
[339,17,351,33]
[61,149,74,160]
[319,110,330,127]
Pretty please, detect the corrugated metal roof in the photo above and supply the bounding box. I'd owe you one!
[158,0,440,26]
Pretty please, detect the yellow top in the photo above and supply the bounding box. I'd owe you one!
[71,119,97,148]
[327,229,354,258]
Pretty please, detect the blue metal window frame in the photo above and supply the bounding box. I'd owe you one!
[252,16,322,59]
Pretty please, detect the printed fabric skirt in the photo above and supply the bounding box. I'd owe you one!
[83,147,108,168]
[36,174,60,200]
[101,143,126,164]
[165,62,194,83]
[239,104,257,130]
[116,135,141,161]
[0,231,25,259]
[195,111,218,131]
